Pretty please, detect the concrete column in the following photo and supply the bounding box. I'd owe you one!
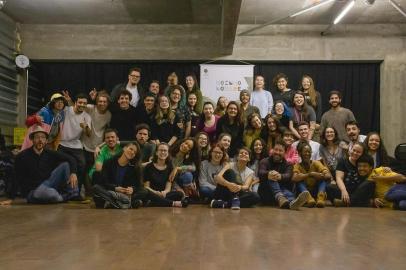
[380,52,406,156]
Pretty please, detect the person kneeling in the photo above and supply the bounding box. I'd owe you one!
[292,142,331,208]
[92,142,147,209]
[211,147,260,209]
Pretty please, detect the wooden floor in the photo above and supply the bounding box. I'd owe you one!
[1,203,406,270]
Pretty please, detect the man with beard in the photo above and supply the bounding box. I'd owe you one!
[111,67,145,108]
[258,140,310,210]
[320,91,356,141]
[58,93,92,196]
[0,126,79,205]
[134,124,156,166]
[148,80,160,97]
[89,128,122,184]
[342,120,366,153]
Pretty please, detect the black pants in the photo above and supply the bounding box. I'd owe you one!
[213,169,260,208]
[146,190,184,207]
[326,181,375,207]
[58,145,86,189]
[93,184,147,208]
[257,182,276,205]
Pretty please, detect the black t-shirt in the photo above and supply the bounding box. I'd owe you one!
[143,162,173,191]
[336,157,362,193]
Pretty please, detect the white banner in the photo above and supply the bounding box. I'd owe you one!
[200,64,254,104]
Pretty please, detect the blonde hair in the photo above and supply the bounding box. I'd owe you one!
[301,75,317,108]
[155,96,175,125]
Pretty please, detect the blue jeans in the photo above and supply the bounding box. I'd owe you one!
[200,186,215,199]
[176,172,194,187]
[268,180,295,202]
[385,184,406,210]
[27,162,79,203]
[297,180,326,196]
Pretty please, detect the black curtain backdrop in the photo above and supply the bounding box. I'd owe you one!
[32,61,380,134]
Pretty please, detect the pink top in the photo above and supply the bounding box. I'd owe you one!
[269,145,299,165]
[197,115,219,143]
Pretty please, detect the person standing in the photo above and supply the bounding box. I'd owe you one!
[58,93,92,194]
[250,75,273,119]
[320,91,356,142]
[111,67,145,108]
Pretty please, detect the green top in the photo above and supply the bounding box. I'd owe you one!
[88,144,122,178]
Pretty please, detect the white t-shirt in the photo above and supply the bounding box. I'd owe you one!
[82,104,111,152]
[250,89,273,119]
[292,140,321,161]
[127,84,140,108]
[231,162,254,185]
[60,106,92,149]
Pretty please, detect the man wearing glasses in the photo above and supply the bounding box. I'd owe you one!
[111,67,145,107]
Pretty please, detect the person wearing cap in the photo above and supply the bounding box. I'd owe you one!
[0,126,79,205]
[21,92,67,150]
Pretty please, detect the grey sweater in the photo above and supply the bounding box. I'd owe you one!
[198,160,224,189]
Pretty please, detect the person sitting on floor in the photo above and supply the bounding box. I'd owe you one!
[0,126,79,205]
[355,154,406,209]
[92,141,147,209]
[292,141,331,208]
[199,144,228,201]
[326,142,375,207]
[169,138,201,199]
[89,128,122,185]
[143,143,188,208]
[258,140,309,210]
[211,147,260,209]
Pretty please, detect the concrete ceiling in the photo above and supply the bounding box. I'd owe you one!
[2,0,406,25]
[240,0,406,25]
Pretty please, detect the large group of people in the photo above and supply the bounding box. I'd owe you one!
[1,67,405,211]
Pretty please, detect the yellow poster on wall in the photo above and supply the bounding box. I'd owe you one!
[13,127,27,145]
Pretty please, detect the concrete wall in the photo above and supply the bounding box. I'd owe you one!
[19,23,406,154]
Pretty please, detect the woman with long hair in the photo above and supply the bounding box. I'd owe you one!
[299,75,322,122]
[187,93,200,137]
[169,137,201,198]
[260,114,283,151]
[217,133,232,158]
[364,132,390,168]
[243,112,263,148]
[248,138,268,192]
[168,85,191,139]
[92,141,147,209]
[239,89,260,125]
[289,91,316,140]
[195,131,211,161]
[272,73,294,106]
[143,143,188,207]
[151,95,181,145]
[319,127,345,177]
[273,100,291,129]
[214,96,228,117]
[185,74,203,114]
[199,144,228,201]
[216,101,244,158]
[197,102,219,143]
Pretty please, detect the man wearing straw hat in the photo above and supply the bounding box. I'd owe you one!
[0,126,79,205]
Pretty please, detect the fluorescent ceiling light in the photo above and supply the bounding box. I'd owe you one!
[389,0,406,18]
[334,0,355,24]
[290,0,335,18]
